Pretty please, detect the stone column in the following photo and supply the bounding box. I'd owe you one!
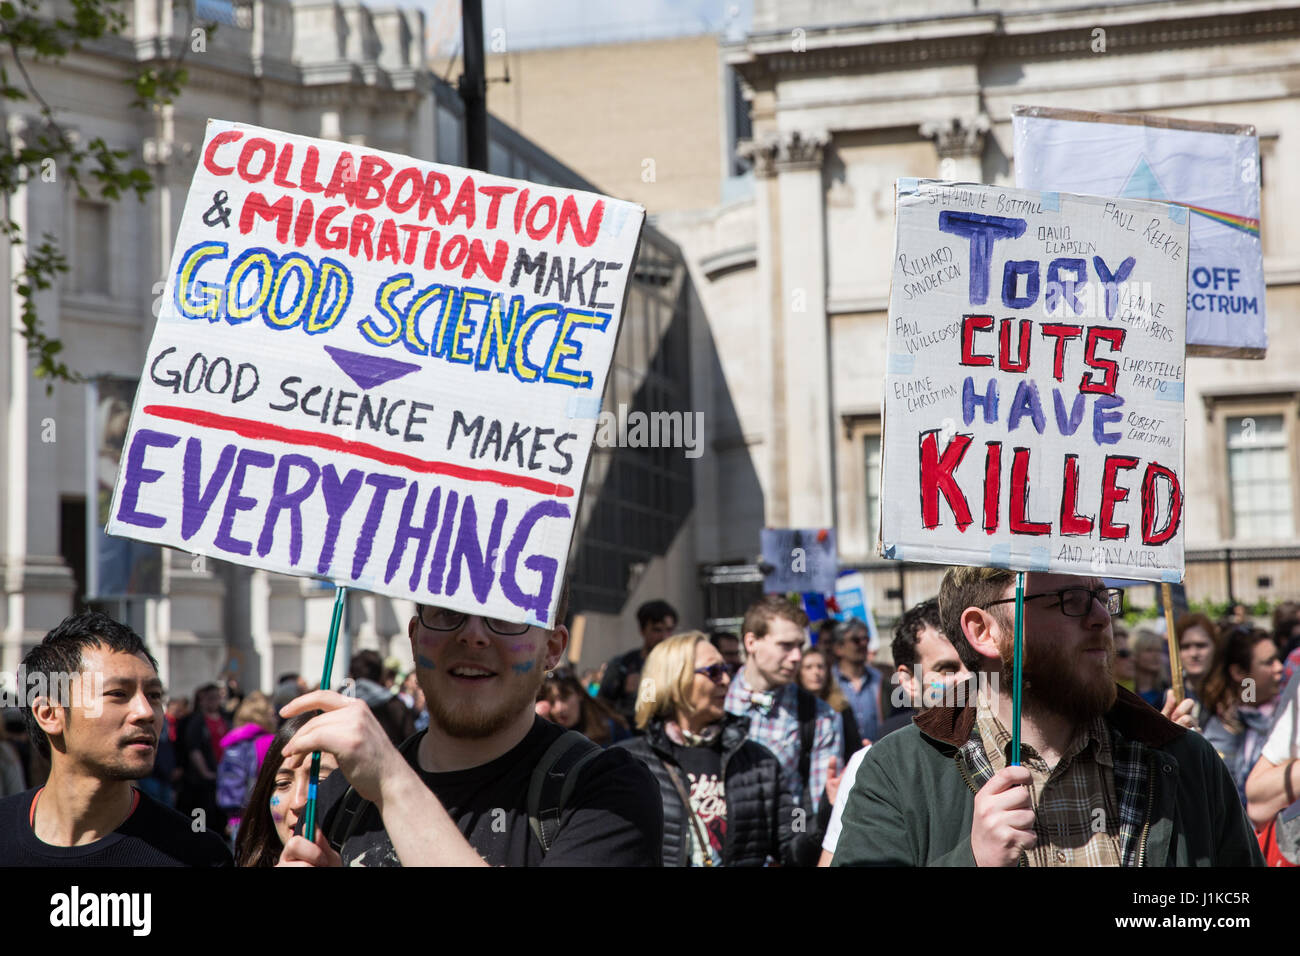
[920,114,990,183]
[773,130,834,529]
[736,134,784,526]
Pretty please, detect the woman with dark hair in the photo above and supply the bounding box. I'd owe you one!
[798,646,862,761]
[1201,626,1285,805]
[614,632,820,867]
[537,671,630,747]
[234,713,339,867]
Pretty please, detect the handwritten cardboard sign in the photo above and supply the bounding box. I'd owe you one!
[1014,106,1265,359]
[761,528,838,594]
[880,180,1188,583]
[107,119,644,627]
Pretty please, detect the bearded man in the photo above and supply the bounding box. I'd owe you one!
[832,568,1262,867]
[276,584,662,866]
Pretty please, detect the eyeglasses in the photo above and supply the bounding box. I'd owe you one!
[694,664,729,684]
[418,606,531,636]
[982,586,1124,618]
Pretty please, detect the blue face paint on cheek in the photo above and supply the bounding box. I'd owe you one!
[512,660,535,674]
[269,795,281,808]
[417,655,436,670]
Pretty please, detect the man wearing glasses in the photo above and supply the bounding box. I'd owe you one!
[834,567,1262,867]
[275,586,663,866]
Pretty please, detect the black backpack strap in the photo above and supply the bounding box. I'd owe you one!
[796,687,817,809]
[527,730,603,855]
[327,730,425,851]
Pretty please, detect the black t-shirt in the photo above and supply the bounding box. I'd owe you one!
[672,743,726,866]
[317,716,662,866]
[0,787,234,866]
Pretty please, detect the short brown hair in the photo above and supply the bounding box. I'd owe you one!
[938,566,1015,671]
[742,595,809,641]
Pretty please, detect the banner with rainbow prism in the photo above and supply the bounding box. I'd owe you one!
[1013,105,1265,359]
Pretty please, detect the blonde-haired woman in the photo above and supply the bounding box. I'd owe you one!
[614,631,817,866]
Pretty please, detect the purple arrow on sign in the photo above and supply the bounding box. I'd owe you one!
[323,346,421,391]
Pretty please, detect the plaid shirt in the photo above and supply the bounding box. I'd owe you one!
[725,673,842,813]
[957,702,1153,866]
[975,703,1121,867]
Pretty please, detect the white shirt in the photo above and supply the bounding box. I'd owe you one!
[821,744,872,856]
[1262,674,1300,765]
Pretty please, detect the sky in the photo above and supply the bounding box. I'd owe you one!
[418,0,753,56]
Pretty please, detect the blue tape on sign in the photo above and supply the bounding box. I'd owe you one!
[1040,192,1060,212]
[897,178,920,196]
[1162,569,1182,583]
[566,394,603,419]
[1168,205,1187,225]
[1028,546,1051,571]
[607,202,631,237]
[989,543,1012,568]
[526,614,548,630]
[888,353,916,375]
[883,544,899,560]
[1155,381,1185,402]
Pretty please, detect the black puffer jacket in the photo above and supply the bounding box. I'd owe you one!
[615,715,823,867]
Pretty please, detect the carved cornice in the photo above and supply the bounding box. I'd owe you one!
[739,8,1300,75]
[920,114,990,160]
[738,128,830,177]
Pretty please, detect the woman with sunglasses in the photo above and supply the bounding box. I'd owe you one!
[614,631,802,866]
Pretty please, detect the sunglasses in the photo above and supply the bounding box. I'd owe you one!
[1116,648,1132,659]
[695,664,729,684]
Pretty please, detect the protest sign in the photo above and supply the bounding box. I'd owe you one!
[833,571,880,648]
[106,120,644,627]
[879,180,1188,583]
[760,528,837,594]
[1014,105,1264,358]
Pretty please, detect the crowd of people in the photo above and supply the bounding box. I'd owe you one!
[2,572,1298,867]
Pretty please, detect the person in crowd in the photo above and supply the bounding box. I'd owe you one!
[217,691,278,843]
[0,611,232,865]
[180,681,229,835]
[725,595,842,838]
[397,671,429,732]
[834,569,1260,867]
[798,646,861,762]
[275,584,663,866]
[1245,653,1300,863]
[597,599,678,728]
[221,677,243,725]
[1202,625,1285,804]
[1132,626,1171,708]
[1273,601,1300,697]
[1111,622,1135,693]
[1272,602,1300,659]
[710,630,742,675]
[1175,613,1219,726]
[819,597,971,865]
[828,619,882,744]
[615,631,820,866]
[347,649,417,748]
[579,667,601,695]
[277,673,309,696]
[538,670,629,747]
[877,598,968,739]
[234,713,340,867]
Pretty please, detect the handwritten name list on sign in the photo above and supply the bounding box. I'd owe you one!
[107,119,645,626]
[880,181,1188,583]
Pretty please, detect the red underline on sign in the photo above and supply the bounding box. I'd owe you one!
[142,404,576,498]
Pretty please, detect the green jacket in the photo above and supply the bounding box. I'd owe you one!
[832,683,1264,867]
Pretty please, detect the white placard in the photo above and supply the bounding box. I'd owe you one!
[880,180,1188,583]
[107,120,644,627]
[1014,106,1264,358]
